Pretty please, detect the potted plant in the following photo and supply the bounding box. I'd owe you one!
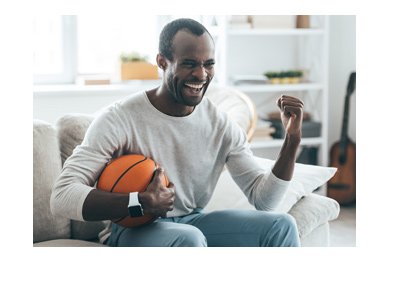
[120,51,159,80]
[280,71,292,84]
[264,71,281,84]
[264,70,303,84]
[287,70,303,83]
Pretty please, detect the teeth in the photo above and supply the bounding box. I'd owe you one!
[185,83,205,89]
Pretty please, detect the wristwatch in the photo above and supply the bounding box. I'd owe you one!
[128,192,144,217]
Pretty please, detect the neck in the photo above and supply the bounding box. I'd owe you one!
[146,86,195,117]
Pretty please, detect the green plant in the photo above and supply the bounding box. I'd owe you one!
[286,70,303,77]
[264,71,279,79]
[120,51,149,63]
[264,70,303,79]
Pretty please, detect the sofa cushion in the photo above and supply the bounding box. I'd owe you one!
[33,120,70,242]
[56,113,94,165]
[288,193,340,237]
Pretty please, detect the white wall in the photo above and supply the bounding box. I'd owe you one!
[328,15,356,150]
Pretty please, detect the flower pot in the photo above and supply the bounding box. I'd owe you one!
[280,77,291,84]
[289,77,301,84]
[270,78,281,84]
[296,15,310,29]
[121,62,159,80]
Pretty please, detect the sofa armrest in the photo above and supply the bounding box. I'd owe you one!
[288,193,340,238]
[33,120,71,243]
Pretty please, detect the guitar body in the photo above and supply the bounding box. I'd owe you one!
[327,139,356,205]
[327,72,356,205]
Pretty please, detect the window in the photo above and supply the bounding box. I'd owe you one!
[33,15,160,84]
[33,16,76,84]
[77,15,159,79]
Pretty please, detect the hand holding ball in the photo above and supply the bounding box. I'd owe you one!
[97,154,170,228]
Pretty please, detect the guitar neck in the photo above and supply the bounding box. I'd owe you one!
[340,93,351,143]
[338,72,356,163]
[340,72,356,143]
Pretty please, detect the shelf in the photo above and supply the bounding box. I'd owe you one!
[231,83,324,93]
[250,137,324,149]
[228,28,324,36]
[217,15,329,168]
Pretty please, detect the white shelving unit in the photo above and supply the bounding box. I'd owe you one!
[207,15,329,167]
[228,28,325,36]
[234,83,324,93]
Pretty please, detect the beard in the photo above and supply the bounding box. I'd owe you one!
[166,73,210,107]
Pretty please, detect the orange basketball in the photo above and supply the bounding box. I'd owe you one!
[97,154,169,228]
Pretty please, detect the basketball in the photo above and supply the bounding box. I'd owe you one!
[97,154,169,228]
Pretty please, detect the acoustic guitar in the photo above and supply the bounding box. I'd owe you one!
[327,72,356,205]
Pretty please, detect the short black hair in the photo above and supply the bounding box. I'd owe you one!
[159,18,213,61]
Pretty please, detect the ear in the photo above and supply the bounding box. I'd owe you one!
[156,54,168,71]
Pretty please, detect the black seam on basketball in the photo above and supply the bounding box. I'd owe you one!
[110,157,148,193]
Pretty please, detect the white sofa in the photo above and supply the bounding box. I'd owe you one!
[33,87,339,247]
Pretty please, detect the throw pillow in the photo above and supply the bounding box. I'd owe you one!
[205,156,337,213]
[254,157,337,212]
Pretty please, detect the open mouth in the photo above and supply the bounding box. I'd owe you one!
[184,82,206,93]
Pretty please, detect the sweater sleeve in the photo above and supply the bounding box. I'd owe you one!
[50,108,125,221]
[225,121,290,211]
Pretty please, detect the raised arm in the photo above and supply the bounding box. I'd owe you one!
[271,95,303,181]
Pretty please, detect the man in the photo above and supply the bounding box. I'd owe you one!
[51,18,303,247]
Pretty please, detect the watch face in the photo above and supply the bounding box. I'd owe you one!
[128,205,144,217]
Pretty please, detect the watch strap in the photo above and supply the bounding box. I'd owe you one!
[128,192,141,207]
[128,192,144,217]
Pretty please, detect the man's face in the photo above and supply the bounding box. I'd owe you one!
[164,30,215,107]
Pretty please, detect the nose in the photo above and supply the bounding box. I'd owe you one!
[192,65,207,80]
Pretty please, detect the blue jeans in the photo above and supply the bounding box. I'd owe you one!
[106,209,300,247]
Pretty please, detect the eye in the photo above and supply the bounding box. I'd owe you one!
[182,61,196,68]
[205,62,215,68]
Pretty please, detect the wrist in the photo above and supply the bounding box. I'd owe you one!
[137,192,149,215]
[137,192,144,205]
[273,134,301,181]
[284,133,301,147]
[128,192,144,217]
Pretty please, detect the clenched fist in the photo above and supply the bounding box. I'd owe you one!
[276,95,304,139]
